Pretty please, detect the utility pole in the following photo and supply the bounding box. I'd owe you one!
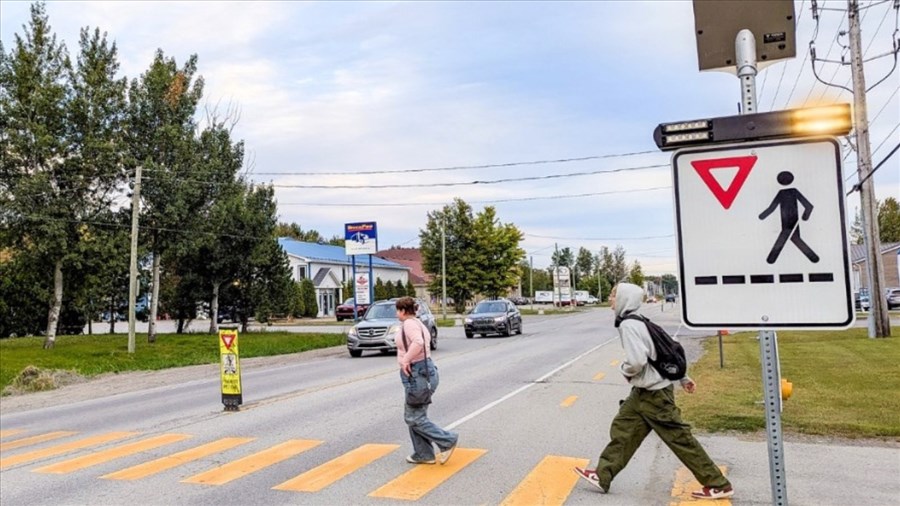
[553,243,561,307]
[529,256,534,311]
[127,165,142,354]
[848,0,891,337]
[441,217,447,320]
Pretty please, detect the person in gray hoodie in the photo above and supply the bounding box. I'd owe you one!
[573,282,734,501]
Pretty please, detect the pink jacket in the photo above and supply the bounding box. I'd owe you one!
[397,318,431,367]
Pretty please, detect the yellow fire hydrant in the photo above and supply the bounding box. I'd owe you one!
[781,378,793,400]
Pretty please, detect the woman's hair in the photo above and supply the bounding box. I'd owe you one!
[395,296,418,315]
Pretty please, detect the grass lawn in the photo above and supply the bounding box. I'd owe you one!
[678,327,900,439]
[0,331,345,393]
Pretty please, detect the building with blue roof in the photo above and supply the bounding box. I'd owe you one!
[278,238,409,317]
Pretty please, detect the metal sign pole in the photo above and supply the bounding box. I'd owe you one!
[738,28,788,506]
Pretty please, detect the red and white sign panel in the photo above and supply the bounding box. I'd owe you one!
[672,137,853,329]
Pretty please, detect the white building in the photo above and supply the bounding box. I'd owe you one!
[278,238,409,317]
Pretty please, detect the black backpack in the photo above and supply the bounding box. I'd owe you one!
[621,313,687,380]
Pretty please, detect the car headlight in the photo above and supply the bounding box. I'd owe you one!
[348,327,358,337]
[464,317,473,323]
[386,325,401,335]
[494,316,506,323]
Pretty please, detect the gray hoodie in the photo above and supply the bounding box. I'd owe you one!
[613,283,672,391]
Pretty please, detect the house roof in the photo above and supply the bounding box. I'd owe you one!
[278,238,408,270]
[376,247,431,285]
[850,242,900,263]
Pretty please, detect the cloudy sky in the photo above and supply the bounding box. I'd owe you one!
[2,0,897,274]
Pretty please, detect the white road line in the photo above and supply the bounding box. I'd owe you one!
[446,337,618,430]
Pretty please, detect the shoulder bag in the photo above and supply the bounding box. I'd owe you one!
[402,320,432,407]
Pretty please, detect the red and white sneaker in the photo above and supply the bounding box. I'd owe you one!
[572,467,607,493]
[691,486,734,500]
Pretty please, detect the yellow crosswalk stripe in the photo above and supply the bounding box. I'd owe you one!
[560,396,578,408]
[0,431,76,452]
[33,434,191,474]
[182,439,322,486]
[0,429,25,439]
[102,437,255,481]
[500,455,590,506]
[273,443,400,492]
[593,372,606,381]
[669,465,731,506]
[610,359,620,366]
[368,448,487,501]
[0,432,137,470]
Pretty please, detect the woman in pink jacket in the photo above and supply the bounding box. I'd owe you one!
[396,297,458,465]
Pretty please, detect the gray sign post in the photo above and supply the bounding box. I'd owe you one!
[691,2,796,504]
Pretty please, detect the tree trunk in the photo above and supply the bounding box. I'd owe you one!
[209,282,219,334]
[109,294,116,334]
[43,259,63,349]
[241,316,248,334]
[87,310,92,335]
[177,318,185,334]
[148,252,161,343]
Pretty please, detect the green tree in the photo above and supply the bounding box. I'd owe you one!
[611,245,628,285]
[406,280,416,297]
[575,247,594,290]
[127,49,205,342]
[374,277,387,301]
[470,206,524,298]
[878,197,900,243]
[628,261,645,287]
[384,280,396,299]
[661,274,678,294]
[0,6,127,347]
[299,278,317,318]
[287,281,304,319]
[420,199,477,313]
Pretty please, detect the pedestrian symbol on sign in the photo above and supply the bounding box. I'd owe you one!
[758,171,819,264]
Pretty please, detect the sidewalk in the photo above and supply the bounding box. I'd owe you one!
[682,433,900,505]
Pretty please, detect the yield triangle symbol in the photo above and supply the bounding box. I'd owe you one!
[221,334,235,350]
[690,155,758,209]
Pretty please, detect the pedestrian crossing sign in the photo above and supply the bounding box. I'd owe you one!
[672,137,854,328]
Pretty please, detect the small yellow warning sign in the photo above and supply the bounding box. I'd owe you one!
[218,330,242,409]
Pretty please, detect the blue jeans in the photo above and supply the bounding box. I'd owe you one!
[400,358,458,460]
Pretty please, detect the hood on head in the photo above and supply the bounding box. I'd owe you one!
[614,283,644,318]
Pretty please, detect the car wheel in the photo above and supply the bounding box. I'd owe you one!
[516,321,523,335]
[465,331,474,339]
[430,327,438,350]
[502,326,511,337]
[349,349,362,358]
[336,316,343,322]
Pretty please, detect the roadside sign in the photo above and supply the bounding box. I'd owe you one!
[673,137,854,328]
[345,222,378,255]
[355,273,371,305]
[219,329,242,411]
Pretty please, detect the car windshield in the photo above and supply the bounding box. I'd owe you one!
[473,302,506,314]
[343,298,354,306]
[364,304,396,320]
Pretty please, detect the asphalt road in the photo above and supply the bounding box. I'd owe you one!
[3,306,898,505]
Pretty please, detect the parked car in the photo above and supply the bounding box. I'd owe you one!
[665,293,677,303]
[335,298,370,321]
[510,296,530,305]
[855,290,870,312]
[345,299,437,357]
[886,288,900,310]
[464,298,523,338]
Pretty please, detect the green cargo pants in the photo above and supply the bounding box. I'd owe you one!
[595,385,731,492]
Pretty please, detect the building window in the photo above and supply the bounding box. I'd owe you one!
[342,268,346,282]
[297,265,307,280]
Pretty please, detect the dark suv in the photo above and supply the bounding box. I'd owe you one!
[464,299,522,338]
[346,299,438,357]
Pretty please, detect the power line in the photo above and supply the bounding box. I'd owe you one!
[277,185,671,207]
[869,84,899,124]
[139,150,661,177]
[871,122,900,155]
[143,163,670,189]
[524,233,674,241]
